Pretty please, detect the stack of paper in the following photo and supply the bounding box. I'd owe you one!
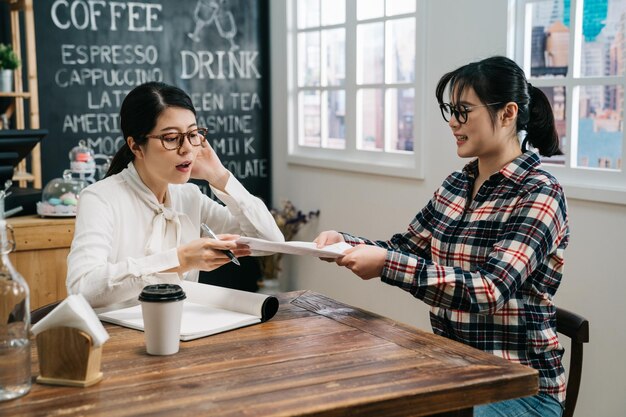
[98,281,279,341]
[31,294,110,347]
[236,237,351,258]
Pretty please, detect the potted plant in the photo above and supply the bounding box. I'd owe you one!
[257,200,320,293]
[0,43,20,92]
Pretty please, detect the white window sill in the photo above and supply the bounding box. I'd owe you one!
[287,152,424,180]
[562,183,626,206]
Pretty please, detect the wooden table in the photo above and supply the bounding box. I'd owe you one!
[2,291,538,416]
[7,215,75,309]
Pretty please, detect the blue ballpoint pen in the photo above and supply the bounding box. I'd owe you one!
[200,223,241,266]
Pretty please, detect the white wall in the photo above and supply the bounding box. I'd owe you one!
[270,1,626,416]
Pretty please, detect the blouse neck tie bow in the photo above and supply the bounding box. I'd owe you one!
[120,163,182,255]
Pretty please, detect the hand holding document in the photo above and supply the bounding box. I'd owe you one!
[235,236,351,258]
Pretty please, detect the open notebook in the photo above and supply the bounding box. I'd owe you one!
[98,281,279,341]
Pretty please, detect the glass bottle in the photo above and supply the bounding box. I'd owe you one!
[0,214,31,400]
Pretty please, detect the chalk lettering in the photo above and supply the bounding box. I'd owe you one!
[61,44,158,65]
[85,135,126,154]
[243,137,255,155]
[180,50,261,80]
[230,92,262,111]
[197,114,252,134]
[87,90,129,109]
[210,137,256,156]
[51,0,163,32]
[62,113,119,134]
[223,159,268,179]
[55,67,162,87]
[191,92,224,112]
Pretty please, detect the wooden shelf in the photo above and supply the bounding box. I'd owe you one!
[0,91,32,98]
[12,171,35,182]
[1,0,41,188]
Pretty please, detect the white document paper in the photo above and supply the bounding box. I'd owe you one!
[236,237,351,258]
[98,281,274,341]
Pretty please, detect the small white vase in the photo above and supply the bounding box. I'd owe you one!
[0,69,13,92]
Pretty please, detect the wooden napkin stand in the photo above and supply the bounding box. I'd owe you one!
[35,326,103,387]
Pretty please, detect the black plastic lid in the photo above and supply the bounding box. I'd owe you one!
[138,284,187,302]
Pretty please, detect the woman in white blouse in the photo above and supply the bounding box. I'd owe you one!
[67,82,283,310]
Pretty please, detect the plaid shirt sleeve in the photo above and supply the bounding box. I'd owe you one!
[353,181,568,315]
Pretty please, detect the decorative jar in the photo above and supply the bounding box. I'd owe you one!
[36,170,87,217]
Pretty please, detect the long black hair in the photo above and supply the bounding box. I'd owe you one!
[435,56,562,157]
[106,82,196,177]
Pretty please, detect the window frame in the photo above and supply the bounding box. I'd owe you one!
[511,0,626,205]
[287,0,426,179]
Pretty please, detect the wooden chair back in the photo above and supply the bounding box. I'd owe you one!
[31,301,61,325]
[556,307,590,417]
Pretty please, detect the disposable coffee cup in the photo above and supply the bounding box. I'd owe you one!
[138,284,186,355]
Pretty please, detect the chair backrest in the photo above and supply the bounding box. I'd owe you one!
[556,307,590,417]
[31,301,61,325]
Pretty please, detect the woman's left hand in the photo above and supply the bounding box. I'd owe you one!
[336,245,387,280]
[191,141,230,190]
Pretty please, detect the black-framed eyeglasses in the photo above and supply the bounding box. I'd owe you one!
[439,102,502,124]
[145,127,208,151]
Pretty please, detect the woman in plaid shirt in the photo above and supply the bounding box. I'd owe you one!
[315,56,568,417]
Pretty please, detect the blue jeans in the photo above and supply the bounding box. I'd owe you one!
[474,393,563,417]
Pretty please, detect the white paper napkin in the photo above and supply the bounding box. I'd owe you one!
[31,294,110,347]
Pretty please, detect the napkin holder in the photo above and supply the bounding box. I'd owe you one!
[35,326,103,387]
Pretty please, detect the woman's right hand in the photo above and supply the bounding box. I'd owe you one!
[313,230,345,262]
[175,234,251,272]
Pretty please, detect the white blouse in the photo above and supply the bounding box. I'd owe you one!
[66,163,283,310]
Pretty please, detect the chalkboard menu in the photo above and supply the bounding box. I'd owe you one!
[33,0,270,204]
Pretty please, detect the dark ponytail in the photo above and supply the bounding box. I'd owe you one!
[525,85,562,156]
[435,56,562,157]
[106,143,136,177]
[105,82,196,177]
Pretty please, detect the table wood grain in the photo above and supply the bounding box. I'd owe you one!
[1,290,538,416]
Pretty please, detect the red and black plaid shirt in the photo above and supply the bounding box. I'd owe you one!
[342,151,569,405]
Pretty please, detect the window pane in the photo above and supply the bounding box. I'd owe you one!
[299,91,321,147]
[322,28,345,86]
[386,18,415,83]
[324,90,346,149]
[358,89,384,151]
[357,0,384,20]
[577,85,623,170]
[357,22,384,84]
[538,86,567,166]
[386,88,414,152]
[298,0,320,29]
[386,0,416,16]
[528,0,569,77]
[581,0,626,77]
[298,32,320,86]
[321,0,345,25]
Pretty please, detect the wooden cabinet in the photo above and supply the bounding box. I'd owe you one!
[7,215,74,310]
[0,0,41,187]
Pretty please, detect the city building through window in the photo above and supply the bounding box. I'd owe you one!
[288,0,424,179]
[514,0,626,203]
